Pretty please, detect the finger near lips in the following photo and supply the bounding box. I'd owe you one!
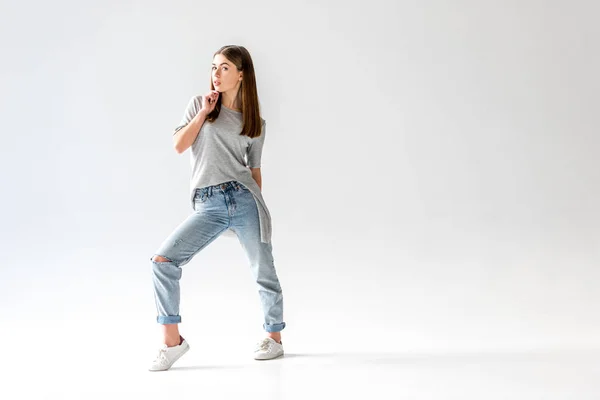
[206,90,219,106]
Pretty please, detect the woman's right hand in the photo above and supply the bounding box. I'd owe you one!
[201,90,220,115]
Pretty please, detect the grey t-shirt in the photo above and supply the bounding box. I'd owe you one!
[173,95,272,243]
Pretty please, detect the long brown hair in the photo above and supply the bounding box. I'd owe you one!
[205,45,263,139]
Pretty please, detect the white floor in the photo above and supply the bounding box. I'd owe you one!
[6,345,600,399]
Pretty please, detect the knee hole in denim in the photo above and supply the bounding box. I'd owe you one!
[152,255,172,263]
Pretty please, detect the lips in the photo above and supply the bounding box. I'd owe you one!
[214,81,221,86]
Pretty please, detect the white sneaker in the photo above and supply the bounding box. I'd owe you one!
[149,339,190,371]
[254,337,284,360]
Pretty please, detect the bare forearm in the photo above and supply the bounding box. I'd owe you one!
[173,111,207,153]
[251,171,262,190]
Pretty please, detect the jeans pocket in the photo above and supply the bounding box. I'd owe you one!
[194,189,209,210]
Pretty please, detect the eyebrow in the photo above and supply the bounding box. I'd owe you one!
[212,62,230,66]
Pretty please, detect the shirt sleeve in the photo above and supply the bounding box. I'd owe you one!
[173,95,202,135]
[247,121,266,168]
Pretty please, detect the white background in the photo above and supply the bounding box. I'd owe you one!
[1,0,599,397]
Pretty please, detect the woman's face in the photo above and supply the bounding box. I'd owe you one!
[212,54,242,93]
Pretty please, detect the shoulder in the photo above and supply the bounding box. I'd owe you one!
[192,95,203,108]
[258,118,266,137]
[180,95,202,116]
[184,95,202,111]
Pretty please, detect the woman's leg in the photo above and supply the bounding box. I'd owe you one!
[150,187,230,344]
[228,183,286,340]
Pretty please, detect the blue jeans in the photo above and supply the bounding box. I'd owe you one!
[150,180,286,333]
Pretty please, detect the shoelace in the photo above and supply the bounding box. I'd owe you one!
[255,339,273,352]
[153,345,169,365]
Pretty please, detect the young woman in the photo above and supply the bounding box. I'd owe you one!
[149,45,286,371]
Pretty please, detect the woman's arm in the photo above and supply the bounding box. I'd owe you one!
[173,109,208,154]
[251,168,262,190]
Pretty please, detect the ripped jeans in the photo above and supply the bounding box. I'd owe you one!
[150,180,286,333]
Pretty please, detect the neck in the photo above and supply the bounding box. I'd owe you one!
[221,90,241,110]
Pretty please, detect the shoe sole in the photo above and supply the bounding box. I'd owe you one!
[254,351,284,361]
[149,342,190,371]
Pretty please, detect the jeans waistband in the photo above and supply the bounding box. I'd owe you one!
[195,181,244,197]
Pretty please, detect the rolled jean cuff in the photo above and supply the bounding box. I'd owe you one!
[157,315,181,324]
[264,322,286,332]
